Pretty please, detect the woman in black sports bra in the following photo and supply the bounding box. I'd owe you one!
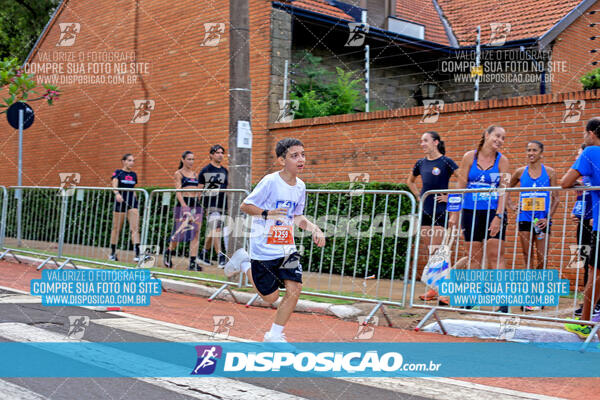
[163,151,202,271]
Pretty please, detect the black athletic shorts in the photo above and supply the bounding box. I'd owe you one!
[462,209,507,242]
[518,220,551,235]
[421,206,447,227]
[251,252,302,296]
[114,194,138,212]
[589,232,599,270]
[182,196,199,208]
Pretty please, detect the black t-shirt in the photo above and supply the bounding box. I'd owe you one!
[412,155,458,214]
[198,164,228,209]
[112,169,137,200]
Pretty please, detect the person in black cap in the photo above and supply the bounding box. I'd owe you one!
[198,145,229,266]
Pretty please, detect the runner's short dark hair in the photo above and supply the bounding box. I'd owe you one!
[276,138,304,158]
[210,144,225,154]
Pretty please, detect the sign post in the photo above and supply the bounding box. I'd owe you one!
[6,102,35,246]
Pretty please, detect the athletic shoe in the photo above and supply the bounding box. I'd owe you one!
[438,296,450,306]
[218,253,227,268]
[564,323,592,339]
[108,254,118,261]
[224,248,250,278]
[524,306,541,312]
[419,289,438,301]
[133,255,140,263]
[496,306,509,313]
[264,331,287,342]
[574,304,600,317]
[197,250,211,266]
[163,251,172,268]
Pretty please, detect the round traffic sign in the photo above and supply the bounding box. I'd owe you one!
[6,102,35,130]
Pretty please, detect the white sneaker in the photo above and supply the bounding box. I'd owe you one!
[224,248,249,277]
[263,331,287,342]
[133,256,140,262]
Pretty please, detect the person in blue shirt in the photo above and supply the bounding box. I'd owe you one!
[448,126,511,312]
[407,131,458,301]
[508,141,559,312]
[561,117,600,338]
[571,144,599,317]
[509,141,559,269]
[449,125,511,269]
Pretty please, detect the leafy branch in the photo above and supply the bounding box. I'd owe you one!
[0,57,60,113]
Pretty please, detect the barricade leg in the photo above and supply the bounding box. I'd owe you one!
[37,256,59,270]
[57,258,77,270]
[579,324,600,353]
[208,283,239,304]
[414,307,447,334]
[0,249,22,263]
[246,293,260,308]
[364,302,393,327]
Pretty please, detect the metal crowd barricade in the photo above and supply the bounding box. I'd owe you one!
[143,188,250,302]
[246,189,416,324]
[0,186,7,250]
[411,186,600,350]
[0,186,149,270]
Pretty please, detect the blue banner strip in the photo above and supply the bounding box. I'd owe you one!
[0,342,598,378]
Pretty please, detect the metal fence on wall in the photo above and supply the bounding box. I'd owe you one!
[0,186,417,313]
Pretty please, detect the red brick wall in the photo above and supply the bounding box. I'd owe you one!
[551,0,600,93]
[0,0,272,187]
[268,91,600,285]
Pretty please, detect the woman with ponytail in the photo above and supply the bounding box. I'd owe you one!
[109,154,140,262]
[448,125,511,312]
[163,151,202,271]
[407,131,458,301]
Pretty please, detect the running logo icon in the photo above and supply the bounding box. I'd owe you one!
[345,23,369,47]
[131,100,155,124]
[354,316,378,340]
[58,172,80,197]
[497,316,520,340]
[275,100,299,123]
[57,23,80,47]
[348,172,370,196]
[200,23,225,47]
[567,245,591,269]
[211,316,234,338]
[488,23,510,46]
[562,100,585,123]
[66,316,89,340]
[191,345,222,375]
[420,100,444,123]
[490,172,511,196]
[138,245,159,268]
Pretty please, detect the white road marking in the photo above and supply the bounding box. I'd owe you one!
[0,379,48,400]
[0,322,306,400]
[0,294,41,303]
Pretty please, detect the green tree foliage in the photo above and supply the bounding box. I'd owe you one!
[1,57,60,112]
[0,0,59,63]
[291,52,364,119]
[581,67,600,90]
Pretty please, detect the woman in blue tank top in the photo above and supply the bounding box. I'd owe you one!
[449,125,511,271]
[508,141,559,312]
[163,151,202,271]
[509,141,559,271]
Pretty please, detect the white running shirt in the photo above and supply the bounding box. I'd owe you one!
[242,172,306,260]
